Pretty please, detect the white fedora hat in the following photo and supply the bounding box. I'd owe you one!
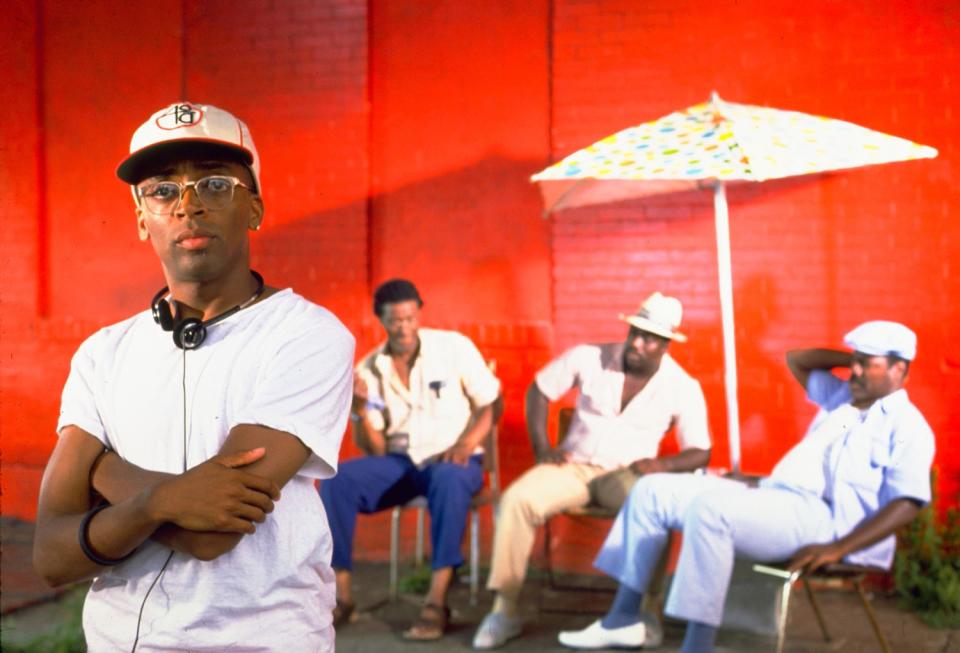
[618,292,687,342]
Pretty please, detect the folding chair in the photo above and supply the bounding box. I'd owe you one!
[753,560,894,653]
[388,362,503,606]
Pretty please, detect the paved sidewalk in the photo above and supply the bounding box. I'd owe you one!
[3,517,957,652]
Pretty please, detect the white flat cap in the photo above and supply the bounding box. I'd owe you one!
[844,320,916,361]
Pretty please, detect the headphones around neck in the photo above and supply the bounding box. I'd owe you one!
[151,271,265,350]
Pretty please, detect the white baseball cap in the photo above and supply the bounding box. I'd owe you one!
[844,320,916,361]
[619,292,687,342]
[117,102,260,192]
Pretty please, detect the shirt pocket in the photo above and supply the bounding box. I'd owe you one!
[838,432,886,497]
[427,375,464,417]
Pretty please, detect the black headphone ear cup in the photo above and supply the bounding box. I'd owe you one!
[173,318,206,350]
[154,299,175,331]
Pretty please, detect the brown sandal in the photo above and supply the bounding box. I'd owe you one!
[401,603,450,641]
[333,599,356,628]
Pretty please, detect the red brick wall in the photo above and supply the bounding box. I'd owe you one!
[542,0,959,573]
[1,1,956,573]
[548,0,959,495]
[0,0,371,520]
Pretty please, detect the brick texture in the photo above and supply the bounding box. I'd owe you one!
[2,2,957,574]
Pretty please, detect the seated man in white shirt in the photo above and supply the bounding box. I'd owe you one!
[557,320,935,653]
[320,278,500,641]
[473,291,712,649]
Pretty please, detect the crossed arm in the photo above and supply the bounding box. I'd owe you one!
[33,423,309,587]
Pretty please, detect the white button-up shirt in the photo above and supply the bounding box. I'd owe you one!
[535,343,711,469]
[357,328,500,465]
[764,370,935,568]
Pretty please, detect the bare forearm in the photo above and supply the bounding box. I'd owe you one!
[659,447,711,472]
[90,446,278,560]
[631,447,710,474]
[90,452,232,558]
[790,497,922,573]
[352,415,387,456]
[34,428,166,586]
[525,382,551,457]
[34,489,162,587]
[92,451,171,503]
[834,498,921,558]
[456,404,493,450]
[152,524,242,561]
[786,348,852,387]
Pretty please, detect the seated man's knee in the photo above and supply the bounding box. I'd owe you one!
[430,460,482,494]
[627,472,683,507]
[683,491,729,532]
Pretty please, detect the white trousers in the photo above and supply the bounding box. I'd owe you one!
[594,473,834,627]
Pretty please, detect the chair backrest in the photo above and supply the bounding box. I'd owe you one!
[557,406,575,446]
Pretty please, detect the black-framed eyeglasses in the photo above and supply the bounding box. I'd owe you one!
[137,175,252,215]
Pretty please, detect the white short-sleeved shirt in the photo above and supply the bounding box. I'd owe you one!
[535,343,711,469]
[57,289,354,652]
[356,328,500,465]
[764,370,935,568]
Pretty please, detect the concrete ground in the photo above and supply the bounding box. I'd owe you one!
[3,517,957,652]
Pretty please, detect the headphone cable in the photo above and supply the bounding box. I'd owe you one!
[131,347,188,652]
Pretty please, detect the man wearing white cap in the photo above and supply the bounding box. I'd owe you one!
[474,292,712,649]
[33,102,354,652]
[556,320,934,653]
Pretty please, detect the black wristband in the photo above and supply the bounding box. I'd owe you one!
[78,503,137,566]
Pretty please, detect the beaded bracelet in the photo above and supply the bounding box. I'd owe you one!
[78,503,137,566]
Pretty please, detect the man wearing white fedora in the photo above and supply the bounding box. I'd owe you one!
[474,292,711,649]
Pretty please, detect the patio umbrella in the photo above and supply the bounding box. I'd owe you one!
[532,93,937,472]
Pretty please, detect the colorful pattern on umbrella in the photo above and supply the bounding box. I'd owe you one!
[532,96,938,187]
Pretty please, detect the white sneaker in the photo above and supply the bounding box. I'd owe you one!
[473,612,522,649]
[558,617,660,649]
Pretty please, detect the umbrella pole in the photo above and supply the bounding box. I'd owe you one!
[713,181,742,473]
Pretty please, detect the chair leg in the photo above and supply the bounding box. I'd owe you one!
[853,577,893,653]
[390,506,400,601]
[470,507,479,605]
[803,578,833,643]
[414,506,425,567]
[775,577,796,653]
[544,518,556,589]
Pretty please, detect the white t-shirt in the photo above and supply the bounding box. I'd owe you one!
[535,343,711,469]
[57,289,354,652]
[356,328,500,465]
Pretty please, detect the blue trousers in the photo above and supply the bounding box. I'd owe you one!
[319,453,483,571]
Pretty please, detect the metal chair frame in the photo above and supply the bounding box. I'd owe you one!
[754,561,893,653]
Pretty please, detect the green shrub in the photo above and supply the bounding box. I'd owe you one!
[4,586,86,653]
[893,480,960,628]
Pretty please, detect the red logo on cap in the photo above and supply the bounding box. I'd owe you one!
[155,103,205,131]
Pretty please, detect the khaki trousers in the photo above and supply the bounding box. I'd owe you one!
[486,462,608,595]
